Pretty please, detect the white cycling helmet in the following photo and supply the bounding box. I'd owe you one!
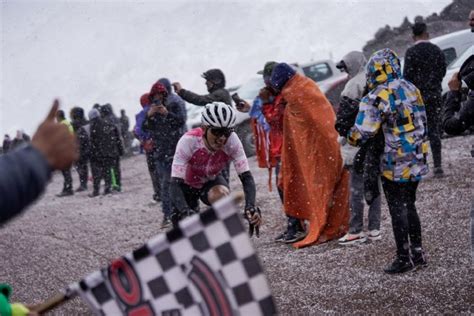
[201,102,237,128]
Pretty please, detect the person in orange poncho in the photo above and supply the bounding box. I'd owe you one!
[269,63,350,248]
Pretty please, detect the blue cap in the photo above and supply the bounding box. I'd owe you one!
[269,63,296,91]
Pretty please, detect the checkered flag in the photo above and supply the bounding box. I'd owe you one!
[70,195,277,315]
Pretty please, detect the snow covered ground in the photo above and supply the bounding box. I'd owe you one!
[1,133,473,314]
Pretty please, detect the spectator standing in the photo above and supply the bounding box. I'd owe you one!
[120,109,132,156]
[347,49,429,274]
[157,77,187,134]
[143,82,187,228]
[88,109,123,197]
[55,110,75,197]
[237,61,305,243]
[134,93,161,203]
[268,63,350,249]
[403,21,447,176]
[10,130,30,150]
[2,135,11,154]
[335,51,383,245]
[100,104,123,192]
[70,107,90,192]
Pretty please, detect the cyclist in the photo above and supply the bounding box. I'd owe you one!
[169,102,261,235]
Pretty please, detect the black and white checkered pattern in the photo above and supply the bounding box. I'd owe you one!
[71,195,276,315]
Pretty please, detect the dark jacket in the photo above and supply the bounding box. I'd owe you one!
[75,124,91,162]
[443,90,474,135]
[0,145,51,224]
[89,117,123,160]
[71,108,90,162]
[403,42,446,94]
[178,87,231,106]
[158,78,188,133]
[335,96,384,204]
[404,42,446,118]
[143,97,187,161]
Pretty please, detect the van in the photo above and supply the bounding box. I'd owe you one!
[431,29,473,66]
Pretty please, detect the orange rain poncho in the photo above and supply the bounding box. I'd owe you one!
[279,74,350,248]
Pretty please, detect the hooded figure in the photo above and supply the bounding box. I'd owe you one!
[347,49,429,182]
[70,106,90,191]
[269,63,350,249]
[347,49,429,273]
[158,77,187,133]
[335,51,383,245]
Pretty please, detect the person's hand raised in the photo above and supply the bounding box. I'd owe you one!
[172,82,182,93]
[31,99,78,170]
[448,72,462,92]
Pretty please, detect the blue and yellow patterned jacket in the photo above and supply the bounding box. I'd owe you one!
[347,48,429,182]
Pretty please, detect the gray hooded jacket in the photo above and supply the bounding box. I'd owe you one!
[340,51,367,100]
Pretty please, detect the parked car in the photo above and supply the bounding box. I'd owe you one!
[186,59,348,157]
[431,29,473,66]
[441,44,473,97]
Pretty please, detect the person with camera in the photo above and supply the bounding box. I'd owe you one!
[143,81,187,228]
[169,102,261,236]
[442,55,474,261]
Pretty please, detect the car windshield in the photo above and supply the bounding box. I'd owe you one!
[302,62,333,82]
[449,45,473,69]
[237,77,265,100]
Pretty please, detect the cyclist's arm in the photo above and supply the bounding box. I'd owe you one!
[229,133,256,209]
[170,135,193,213]
[170,177,191,212]
[238,171,256,209]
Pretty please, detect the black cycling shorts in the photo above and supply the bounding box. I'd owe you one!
[179,175,229,210]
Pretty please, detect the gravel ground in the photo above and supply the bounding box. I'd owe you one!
[1,134,473,315]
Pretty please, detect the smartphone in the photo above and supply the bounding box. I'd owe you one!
[231,92,243,105]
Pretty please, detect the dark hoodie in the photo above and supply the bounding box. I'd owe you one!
[177,68,231,106]
[70,107,90,162]
[159,77,188,132]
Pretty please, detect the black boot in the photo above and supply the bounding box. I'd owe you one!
[411,247,428,268]
[384,255,414,274]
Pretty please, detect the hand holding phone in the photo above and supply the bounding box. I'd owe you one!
[232,93,250,112]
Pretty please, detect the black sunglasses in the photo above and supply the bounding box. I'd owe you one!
[209,127,234,138]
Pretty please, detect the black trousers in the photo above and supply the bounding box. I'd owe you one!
[61,168,73,193]
[76,160,88,189]
[146,151,161,198]
[91,158,114,194]
[424,93,443,169]
[382,178,422,257]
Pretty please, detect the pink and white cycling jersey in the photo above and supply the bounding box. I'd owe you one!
[172,128,250,188]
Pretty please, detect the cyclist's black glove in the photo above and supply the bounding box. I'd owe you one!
[244,207,262,238]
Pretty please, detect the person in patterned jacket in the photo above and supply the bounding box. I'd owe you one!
[347,48,429,274]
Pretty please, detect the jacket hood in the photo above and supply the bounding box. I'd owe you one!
[269,63,296,91]
[365,48,402,90]
[158,78,172,94]
[70,107,85,121]
[341,51,367,78]
[202,69,226,90]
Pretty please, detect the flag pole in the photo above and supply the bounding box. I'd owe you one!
[29,287,77,315]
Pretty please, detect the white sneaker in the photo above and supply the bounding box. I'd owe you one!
[367,229,381,241]
[338,232,367,245]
